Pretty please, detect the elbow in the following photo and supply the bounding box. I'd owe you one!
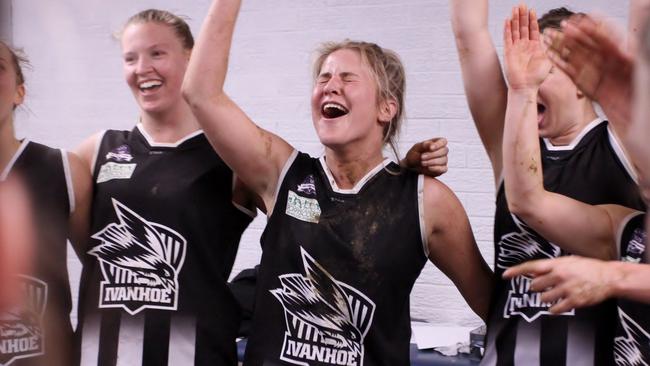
[506,196,534,220]
[181,80,205,110]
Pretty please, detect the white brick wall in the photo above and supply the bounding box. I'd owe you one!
[10,0,628,329]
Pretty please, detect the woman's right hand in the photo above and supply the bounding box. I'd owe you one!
[503,4,551,92]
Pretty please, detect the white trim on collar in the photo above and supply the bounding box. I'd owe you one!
[318,155,390,194]
[542,117,605,151]
[137,123,203,148]
[0,139,30,181]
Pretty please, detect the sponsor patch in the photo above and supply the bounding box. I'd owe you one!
[0,276,47,365]
[89,199,187,315]
[106,144,133,162]
[286,191,321,224]
[96,162,136,184]
[271,247,375,366]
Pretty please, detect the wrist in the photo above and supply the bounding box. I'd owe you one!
[606,261,629,299]
[508,86,539,97]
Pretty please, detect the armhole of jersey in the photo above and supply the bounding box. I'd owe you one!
[231,173,257,219]
[417,174,429,259]
[615,211,645,259]
[61,149,75,216]
[90,130,107,175]
[496,174,504,198]
[608,125,638,183]
[0,139,29,181]
[267,149,299,218]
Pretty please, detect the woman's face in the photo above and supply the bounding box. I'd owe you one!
[121,22,189,116]
[311,49,393,150]
[0,45,24,124]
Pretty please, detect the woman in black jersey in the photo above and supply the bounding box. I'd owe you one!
[71,9,447,366]
[500,11,650,366]
[451,2,645,365]
[183,0,493,365]
[0,41,92,366]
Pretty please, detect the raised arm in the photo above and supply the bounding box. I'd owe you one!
[450,0,508,184]
[424,177,493,321]
[182,0,293,210]
[502,6,632,260]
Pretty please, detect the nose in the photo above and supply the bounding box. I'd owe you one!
[323,76,342,95]
[134,55,153,75]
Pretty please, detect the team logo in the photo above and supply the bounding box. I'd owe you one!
[614,308,650,366]
[623,228,647,264]
[499,215,571,321]
[271,247,375,366]
[89,199,187,315]
[297,175,317,197]
[106,144,133,162]
[0,276,47,365]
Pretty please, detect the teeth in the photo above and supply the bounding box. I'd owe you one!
[323,103,347,112]
[139,80,162,89]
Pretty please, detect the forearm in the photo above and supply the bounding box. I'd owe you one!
[629,0,650,52]
[503,87,544,215]
[183,0,241,104]
[610,261,650,304]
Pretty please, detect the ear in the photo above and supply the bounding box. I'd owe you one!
[13,84,25,109]
[378,97,398,124]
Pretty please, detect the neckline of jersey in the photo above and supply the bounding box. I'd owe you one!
[318,155,391,195]
[542,117,605,151]
[136,123,204,148]
[0,139,30,181]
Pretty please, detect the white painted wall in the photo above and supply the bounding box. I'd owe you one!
[10,0,629,329]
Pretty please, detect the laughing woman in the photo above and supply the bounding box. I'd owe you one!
[182,0,493,365]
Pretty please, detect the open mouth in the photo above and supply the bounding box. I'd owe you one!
[321,102,349,119]
[139,80,163,92]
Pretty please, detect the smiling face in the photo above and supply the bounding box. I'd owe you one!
[311,48,395,150]
[121,21,190,116]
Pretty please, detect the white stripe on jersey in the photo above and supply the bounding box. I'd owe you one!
[80,314,101,366]
[168,316,197,364]
[116,313,145,365]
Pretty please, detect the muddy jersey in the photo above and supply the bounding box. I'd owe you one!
[483,119,646,366]
[76,125,253,366]
[243,151,428,366]
[615,212,648,366]
[0,140,73,366]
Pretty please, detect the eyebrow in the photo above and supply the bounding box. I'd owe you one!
[318,71,360,78]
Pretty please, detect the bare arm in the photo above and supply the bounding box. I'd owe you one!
[424,177,493,322]
[450,0,508,184]
[503,7,631,260]
[67,151,92,259]
[182,0,294,210]
[628,0,650,53]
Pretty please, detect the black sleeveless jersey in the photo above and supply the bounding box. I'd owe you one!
[243,151,428,366]
[483,120,646,366]
[615,212,648,366]
[0,140,73,366]
[76,126,253,366]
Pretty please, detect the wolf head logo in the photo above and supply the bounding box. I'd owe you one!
[497,214,561,269]
[271,247,375,364]
[90,200,183,290]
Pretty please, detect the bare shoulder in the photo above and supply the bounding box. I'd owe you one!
[74,131,104,170]
[422,176,467,233]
